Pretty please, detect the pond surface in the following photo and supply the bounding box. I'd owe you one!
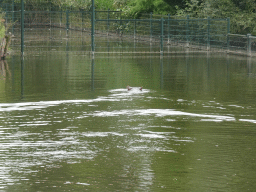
[0,52,256,191]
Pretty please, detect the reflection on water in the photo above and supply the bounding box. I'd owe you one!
[0,60,11,81]
[0,53,256,191]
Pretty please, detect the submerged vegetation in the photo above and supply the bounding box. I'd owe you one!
[1,0,256,35]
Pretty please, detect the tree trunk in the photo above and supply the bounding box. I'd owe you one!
[0,35,10,59]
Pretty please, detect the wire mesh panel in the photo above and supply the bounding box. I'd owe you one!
[162,17,228,50]
[94,10,164,53]
[227,34,256,56]
[23,10,92,52]
[228,34,247,53]
[3,10,92,53]
[0,1,243,55]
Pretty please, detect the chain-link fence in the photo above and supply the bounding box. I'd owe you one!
[1,1,256,56]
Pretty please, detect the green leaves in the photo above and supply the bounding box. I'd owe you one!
[126,0,177,18]
[177,0,256,35]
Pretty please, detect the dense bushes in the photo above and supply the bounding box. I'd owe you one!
[176,0,256,35]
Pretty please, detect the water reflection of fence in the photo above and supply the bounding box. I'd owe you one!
[1,8,256,56]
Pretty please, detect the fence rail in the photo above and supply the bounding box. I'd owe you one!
[1,5,256,56]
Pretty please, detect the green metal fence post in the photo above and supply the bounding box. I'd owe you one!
[81,10,84,32]
[49,9,52,38]
[167,14,170,44]
[150,12,153,41]
[12,0,14,34]
[107,8,110,36]
[134,20,136,39]
[247,33,252,57]
[66,10,69,36]
[60,9,63,27]
[160,17,164,55]
[227,17,230,53]
[120,9,122,36]
[186,15,189,47]
[49,3,51,26]
[207,17,210,50]
[21,0,24,56]
[91,0,95,55]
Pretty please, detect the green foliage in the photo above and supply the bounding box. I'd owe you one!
[52,0,90,9]
[0,25,5,39]
[176,0,256,35]
[126,0,177,17]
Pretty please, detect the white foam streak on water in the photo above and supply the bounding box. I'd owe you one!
[76,182,90,186]
[90,109,235,122]
[0,98,119,112]
[0,99,246,124]
[0,88,252,124]
[239,119,256,123]
[0,88,147,112]
[136,133,166,139]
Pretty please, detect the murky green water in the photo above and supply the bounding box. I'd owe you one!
[0,52,256,191]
